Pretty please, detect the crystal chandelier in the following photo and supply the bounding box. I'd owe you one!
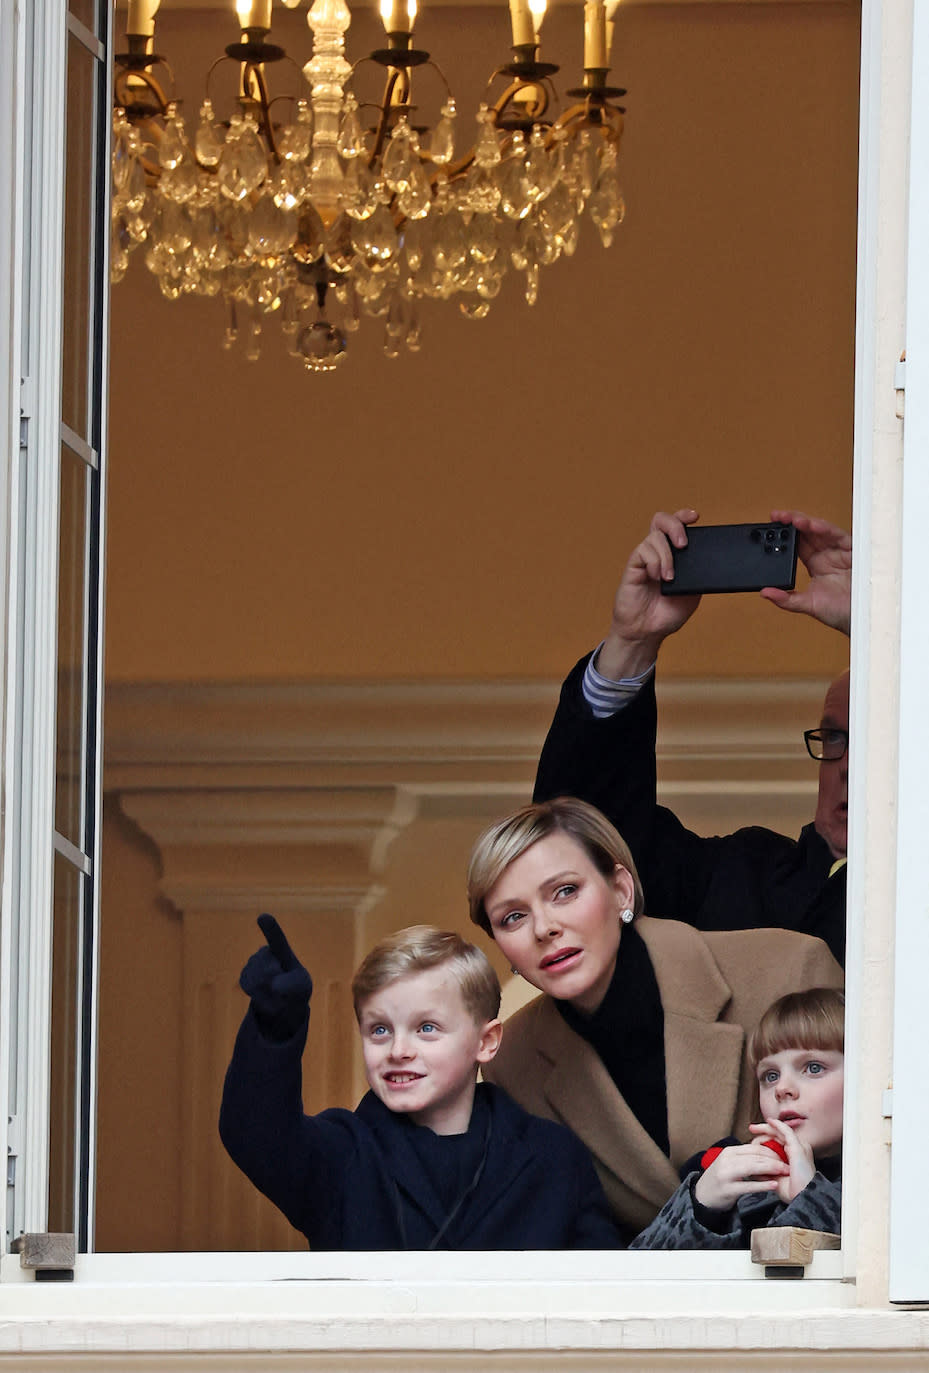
[111,0,627,372]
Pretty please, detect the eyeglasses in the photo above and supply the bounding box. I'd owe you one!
[803,728,849,762]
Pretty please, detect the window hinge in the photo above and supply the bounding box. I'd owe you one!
[19,376,33,449]
[7,1114,20,1187]
[895,351,906,419]
[882,1088,894,1118]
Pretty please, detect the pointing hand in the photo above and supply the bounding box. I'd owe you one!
[239,913,313,1042]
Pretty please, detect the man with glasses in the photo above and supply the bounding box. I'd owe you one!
[534,507,852,966]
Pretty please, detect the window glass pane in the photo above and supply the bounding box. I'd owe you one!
[62,31,95,439]
[69,0,98,38]
[56,442,88,848]
[48,855,83,1234]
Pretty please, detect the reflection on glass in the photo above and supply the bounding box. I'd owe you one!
[63,32,96,439]
[48,855,83,1234]
[56,443,88,848]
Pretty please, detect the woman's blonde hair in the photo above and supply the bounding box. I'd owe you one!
[467,796,645,937]
[351,925,501,1024]
[748,987,846,1066]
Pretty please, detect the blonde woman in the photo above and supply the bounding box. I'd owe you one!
[468,797,843,1242]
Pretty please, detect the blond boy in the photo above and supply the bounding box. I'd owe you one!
[220,915,622,1250]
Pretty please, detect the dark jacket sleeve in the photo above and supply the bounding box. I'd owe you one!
[534,655,662,856]
[533,656,828,937]
[218,1005,349,1242]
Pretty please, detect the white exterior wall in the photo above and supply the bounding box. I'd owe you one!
[1,0,926,1365]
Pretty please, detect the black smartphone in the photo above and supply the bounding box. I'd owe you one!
[659,522,798,596]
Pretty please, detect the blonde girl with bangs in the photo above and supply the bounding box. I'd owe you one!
[630,987,845,1249]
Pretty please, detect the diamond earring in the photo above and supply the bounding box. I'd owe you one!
[620,908,634,925]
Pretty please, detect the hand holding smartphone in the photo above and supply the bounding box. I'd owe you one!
[659,522,798,597]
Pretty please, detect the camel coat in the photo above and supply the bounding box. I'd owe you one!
[482,916,843,1238]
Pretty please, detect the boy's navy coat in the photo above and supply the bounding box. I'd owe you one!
[219,1009,622,1250]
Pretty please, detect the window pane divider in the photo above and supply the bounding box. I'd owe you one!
[60,420,97,471]
[52,832,91,877]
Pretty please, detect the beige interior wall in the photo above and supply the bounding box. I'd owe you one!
[105,1,858,686]
[97,0,859,1252]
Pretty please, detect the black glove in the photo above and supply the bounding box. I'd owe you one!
[240,913,313,1042]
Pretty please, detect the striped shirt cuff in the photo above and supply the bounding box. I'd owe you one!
[582,646,656,719]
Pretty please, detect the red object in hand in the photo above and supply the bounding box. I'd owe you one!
[700,1146,725,1170]
[700,1138,789,1170]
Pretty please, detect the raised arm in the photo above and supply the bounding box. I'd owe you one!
[596,507,704,679]
[219,915,337,1238]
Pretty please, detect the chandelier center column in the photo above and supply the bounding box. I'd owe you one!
[304,0,352,225]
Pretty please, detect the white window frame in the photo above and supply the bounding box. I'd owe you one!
[1,0,68,1248]
[888,0,929,1304]
[5,0,929,1356]
[1,0,108,1254]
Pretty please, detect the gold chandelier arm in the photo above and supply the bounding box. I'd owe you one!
[114,65,171,118]
[439,78,546,182]
[369,65,408,163]
[551,96,624,146]
[241,59,282,160]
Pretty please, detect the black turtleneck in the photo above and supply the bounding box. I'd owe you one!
[555,923,669,1155]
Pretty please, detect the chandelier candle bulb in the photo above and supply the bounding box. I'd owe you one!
[605,0,621,61]
[381,0,412,33]
[584,0,607,69]
[509,0,535,49]
[126,0,160,39]
[235,0,272,32]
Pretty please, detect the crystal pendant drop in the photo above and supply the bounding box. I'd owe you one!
[468,214,499,264]
[405,297,421,351]
[459,297,491,319]
[292,201,326,264]
[524,261,540,306]
[324,213,354,274]
[337,96,366,160]
[298,319,347,372]
[397,159,433,221]
[574,129,599,200]
[382,118,417,194]
[111,112,133,192]
[431,209,468,272]
[464,165,501,215]
[278,100,313,162]
[123,156,147,216]
[195,100,225,167]
[159,105,187,171]
[497,137,532,221]
[473,106,502,168]
[429,99,457,166]
[342,159,378,221]
[352,202,399,272]
[525,125,555,203]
